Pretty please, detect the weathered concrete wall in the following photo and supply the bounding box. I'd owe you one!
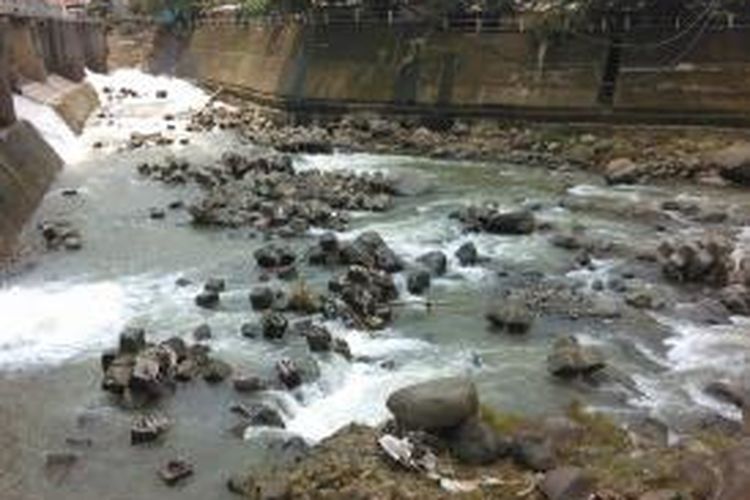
[5,18,47,84]
[23,76,100,134]
[0,20,17,128]
[164,24,607,109]
[37,19,87,82]
[151,23,750,118]
[0,121,62,259]
[616,31,750,112]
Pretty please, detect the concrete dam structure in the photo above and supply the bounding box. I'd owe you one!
[0,13,107,259]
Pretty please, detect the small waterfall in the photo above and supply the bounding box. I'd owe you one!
[12,94,84,165]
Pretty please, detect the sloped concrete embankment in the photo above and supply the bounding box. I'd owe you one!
[0,17,105,260]
[0,121,62,259]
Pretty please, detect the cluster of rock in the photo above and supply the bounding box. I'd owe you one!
[100,326,234,404]
[658,236,733,287]
[37,220,82,251]
[450,205,536,235]
[137,152,395,233]
[186,105,750,188]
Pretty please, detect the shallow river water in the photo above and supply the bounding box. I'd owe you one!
[3,69,750,499]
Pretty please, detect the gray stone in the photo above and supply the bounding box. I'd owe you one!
[262,312,288,340]
[304,325,332,352]
[119,327,146,354]
[406,269,431,295]
[417,251,447,276]
[386,377,478,431]
[547,336,606,378]
[455,241,479,266]
[540,466,596,500]
[250,286,275,310]
[193,323,212,341]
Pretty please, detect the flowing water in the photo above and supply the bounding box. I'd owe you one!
[3,69,750,499]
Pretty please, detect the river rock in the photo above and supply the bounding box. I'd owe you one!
[452,205,535,235]
[262,312,288,340]
[675,299,732,325]
[244,404,286,428]
[705,379,750,408]
[720,284,750,315]
[333,337,353,361]
[658,237,732,287]
[119,327,146,354]
[131,413,171,445]
[254,244,296,269]
[386,377,478,432]
[102,355,135,394]
[446,416,509,465]
[709,142,750,186]
[407,269,431,295]
[204,278,226,293]
[417,251,447,276]
[340,231,403,273]
[195,290,219,309]
[547,336,606,378]
[540,466,596,500]
[158,459,193,486]
[249,286,275,310]
[304,325,332,352]
[605,157,641,185]
[233,376,268,393]
[276,358,303,389]
[193,323,212,341]
[513,435,556,472]
[130,345,177,397]
[485,210,536,235]
[328,265,398,329]
[202,358,232,383]
[455,241,479,266]
[486,298,533,334]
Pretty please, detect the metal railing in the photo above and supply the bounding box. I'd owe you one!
[2,2,750,34]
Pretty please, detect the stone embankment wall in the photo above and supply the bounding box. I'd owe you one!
[149,22,750,122]
[0,16,107,260]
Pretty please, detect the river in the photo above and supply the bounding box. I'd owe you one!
[2,69,750,499]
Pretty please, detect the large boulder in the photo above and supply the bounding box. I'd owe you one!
[386,377,478,432]
[340,231,403,273]
[485,210,536,235]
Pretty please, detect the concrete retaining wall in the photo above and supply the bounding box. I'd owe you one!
[164,24,607,110]
[0,20,16,128]
[616,30,750,112]
[151,22,750,120]
[0,121,62,259]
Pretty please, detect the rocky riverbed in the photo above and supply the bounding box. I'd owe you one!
[4,69,750,500]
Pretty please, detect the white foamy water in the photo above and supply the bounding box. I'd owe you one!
[13,94,85,165]
[0,281,128,368]
[281,325,468,441]
[82,68,212,153]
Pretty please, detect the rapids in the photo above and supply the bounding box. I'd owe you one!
[3,68,750,499]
